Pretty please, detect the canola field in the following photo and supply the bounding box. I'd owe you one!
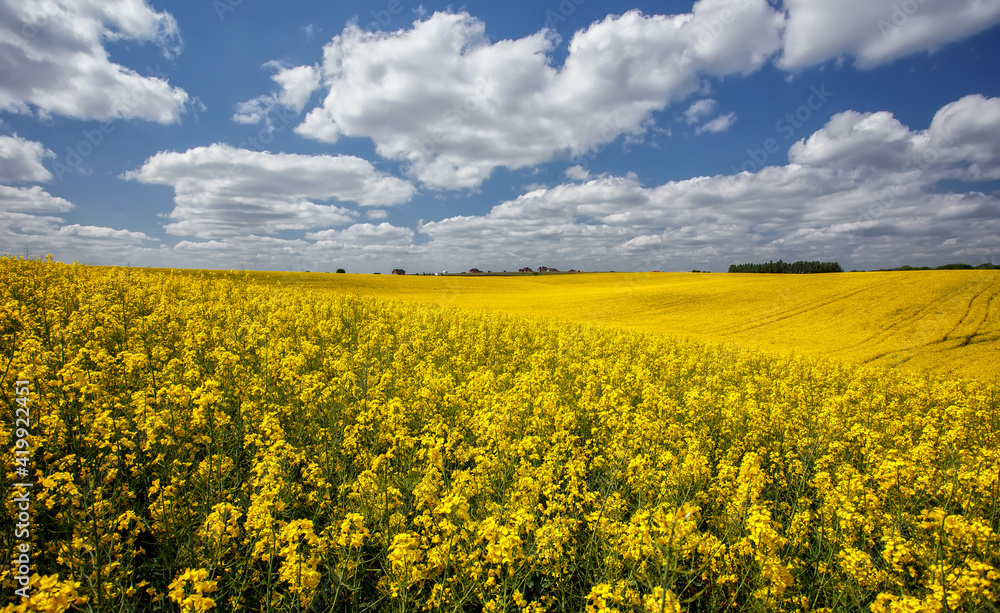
[225,269,1000,382]
[1,257,999,613]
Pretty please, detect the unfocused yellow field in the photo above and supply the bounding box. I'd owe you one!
[2,258,998,612]
[227,269,1000,381]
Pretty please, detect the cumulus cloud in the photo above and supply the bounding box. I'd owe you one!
[0,195,159,266]
[124,144,416,238]
[923,94,1000,180]
[174,235,308,254]
[272,64,321,112]
[39,93,997,272]
[0,135,54,182]
[0,0,190,122]
[307,223,416,252]
[55,224,151,241]
[682,99,734,134]
[169,232,419,272]
[229,1,1000,197]
[236,1,783,190]
[0,211,65,238]
[696,112,736,134]
[233,62,321,126]
[417,95,1000,270]
[1,216,155,251]
[0,185,73,212]
[780,0,1000,68]
[564,165,591,181]
[0,137,102,258]
[788,109,915,170]
[789,94,1000,180]
[683,99,718,124]
[232,97,276,126]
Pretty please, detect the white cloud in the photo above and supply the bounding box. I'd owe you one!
[367,209,389,220]
[233,62,321,126]
[238,2,783,190]
[165,231,425,273]
[124,144,416,238]
[174,235,308,254]
[417,95,1000,271]
[696,112,736,134]
[683,98,718,123]
[0,179,158,261]
[789,94,1000,180]
[55,224,150,240]
[272,64,321,112]
[0,209,160,267]
[564,165,591,181]
[172,239,232,252]
[0,0,189,123]
[923,94,1000,180]
[0,211,65,237]
[788,110,914,169]
[233,96,277,125]
[0,185,73,212]
[22,89,999,273]
[0,135,54,182]
[307,222,415,249]
[780,0,1000,69]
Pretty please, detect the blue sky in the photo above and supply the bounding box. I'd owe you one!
[1,0,999,273]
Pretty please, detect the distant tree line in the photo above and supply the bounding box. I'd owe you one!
[728,260,843,274]
[879,263,1000,271]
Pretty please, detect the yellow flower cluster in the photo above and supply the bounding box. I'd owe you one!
[1,257,998,612]
[228,266,1000,380]
[0,575,85,613]
[167,568,217,613]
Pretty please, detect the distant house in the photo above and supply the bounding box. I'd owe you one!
[519,267,533,273]
[538,266,559,272]
[391,268,406,275]
[469,268,483,274]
